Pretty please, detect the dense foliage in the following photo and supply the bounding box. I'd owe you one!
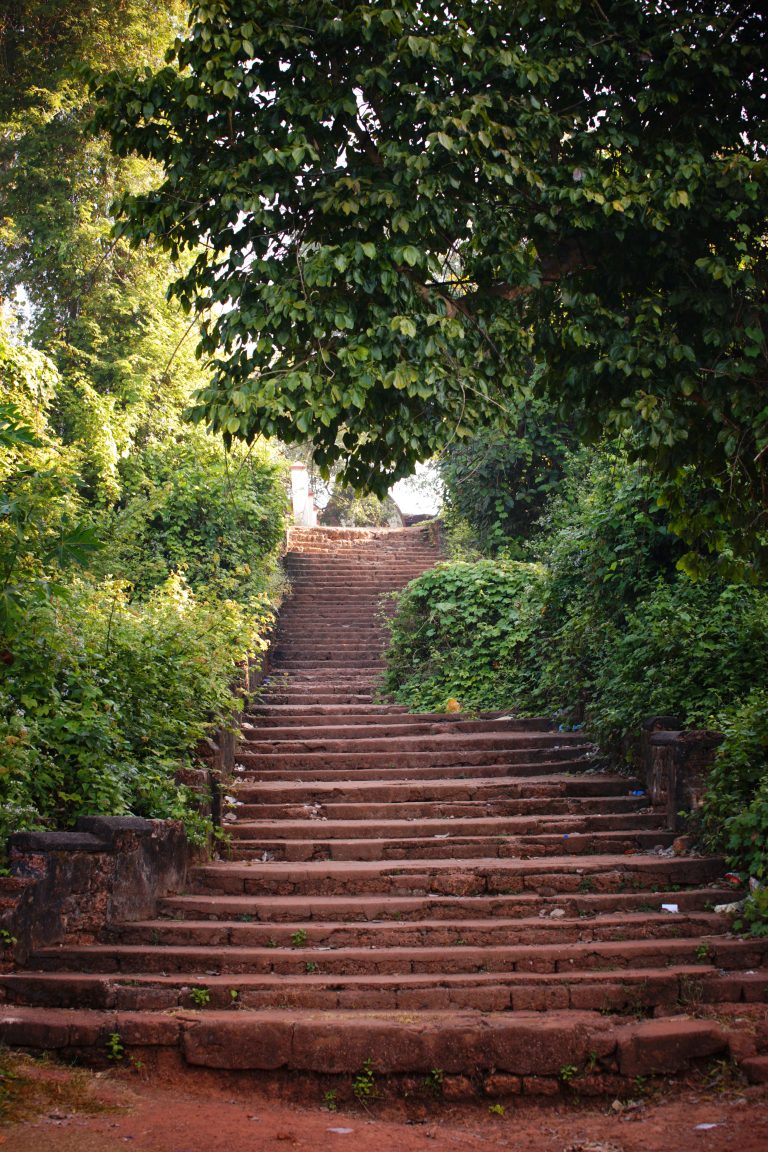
[321,487,401,528]
[0,3,288,850]
[94,0,767,573]
[384,446,768,927]
[0,317,286,848]
[95,432,286,600]
[382,559,546,713]
[438,403,575,554]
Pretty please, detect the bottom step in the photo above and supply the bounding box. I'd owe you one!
[0,1006,740,1097]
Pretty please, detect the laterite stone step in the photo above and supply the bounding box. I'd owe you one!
[3,522,766,1095]
[0,1005,739,1088]
[156,886,737,923]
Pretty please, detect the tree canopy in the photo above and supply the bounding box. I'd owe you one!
[93,0,767,566]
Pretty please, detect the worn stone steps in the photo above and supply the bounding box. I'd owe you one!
[228,775,651,804]
[3,522,766,1095]
[246,704,412,718]
[25,934,764,978]
[225,813,664,839]
[190,854,726,898]
[242,718,558,740]
[242,712,541,732]
[109,910,727,949]
[5,966,766,1019]
[233,796,653,819]
[157,886,736,923]
[226,832,678,863]
[0,1004,741,1090]
[231,778,654,806]
[239,731,590,755]
[236,752,596,775]
[236,767,600,788]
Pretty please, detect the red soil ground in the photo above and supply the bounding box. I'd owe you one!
[3,1058,767,1152]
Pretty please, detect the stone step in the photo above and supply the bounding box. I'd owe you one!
[21,934,765,979]
[246,704,412,717]
[239,731,588,755]
[236,749,595,773]
[189,854,726,898]
[228,775,643,804]
[269,657,385,668]
[5,964,766,1018]
[259,694,377,705]
[233,761,601,783]
[241,717,555,739]
[157,886,739,923]
[224,830,677,862]
[233,796,651,819]
[284,571,433,578]
[225,812,664,840]
[0,1005,741,1089]
[110,909,728,951]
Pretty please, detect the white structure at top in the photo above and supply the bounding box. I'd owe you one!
[290,464,318,526]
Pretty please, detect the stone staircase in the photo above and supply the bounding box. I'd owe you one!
[1,524,767,1098]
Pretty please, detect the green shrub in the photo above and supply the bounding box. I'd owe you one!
[438,404,575,554]
[384,446,768,930]
[382,559,547,713]
[588,581,768,754]
[97,433,287,601]
[0,574,273,846]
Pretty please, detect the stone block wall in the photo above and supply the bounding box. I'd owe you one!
[1,816,188,965]
[640,716,724,830]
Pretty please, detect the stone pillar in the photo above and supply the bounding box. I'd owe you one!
[640,717,724,831]
[290,463,317,526]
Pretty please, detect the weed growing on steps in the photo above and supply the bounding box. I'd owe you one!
[323,1090,338,1112]
[423,1068,444,1097]
[106,1033,125,1061]
[0,929,17,953]
[352,1058,377,1105]
[189,986,211,1007]
[290,928,308,947]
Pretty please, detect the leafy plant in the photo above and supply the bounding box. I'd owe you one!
[352,1058,376,1104]
[105,1032,125,1061]
[290,928,308,947]
[423,1068,444,1097]
[382,558,548,713]
[0,929,18,952]
[189,986,211,1007]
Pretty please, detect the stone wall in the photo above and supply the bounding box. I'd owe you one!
[0,653,270,968]
[640,716,724,830]
[1,816,188,965]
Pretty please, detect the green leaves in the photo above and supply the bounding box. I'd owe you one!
[48,523,103,568]
[89,0,768,564]
[383,559,548,713]
[0,404,41,450]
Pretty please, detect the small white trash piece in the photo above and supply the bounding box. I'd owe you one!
[661,903,679,913]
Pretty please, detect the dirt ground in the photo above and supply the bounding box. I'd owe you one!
[2,1054,768,1152]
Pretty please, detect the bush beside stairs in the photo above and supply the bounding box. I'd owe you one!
[2,524,768,1099]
